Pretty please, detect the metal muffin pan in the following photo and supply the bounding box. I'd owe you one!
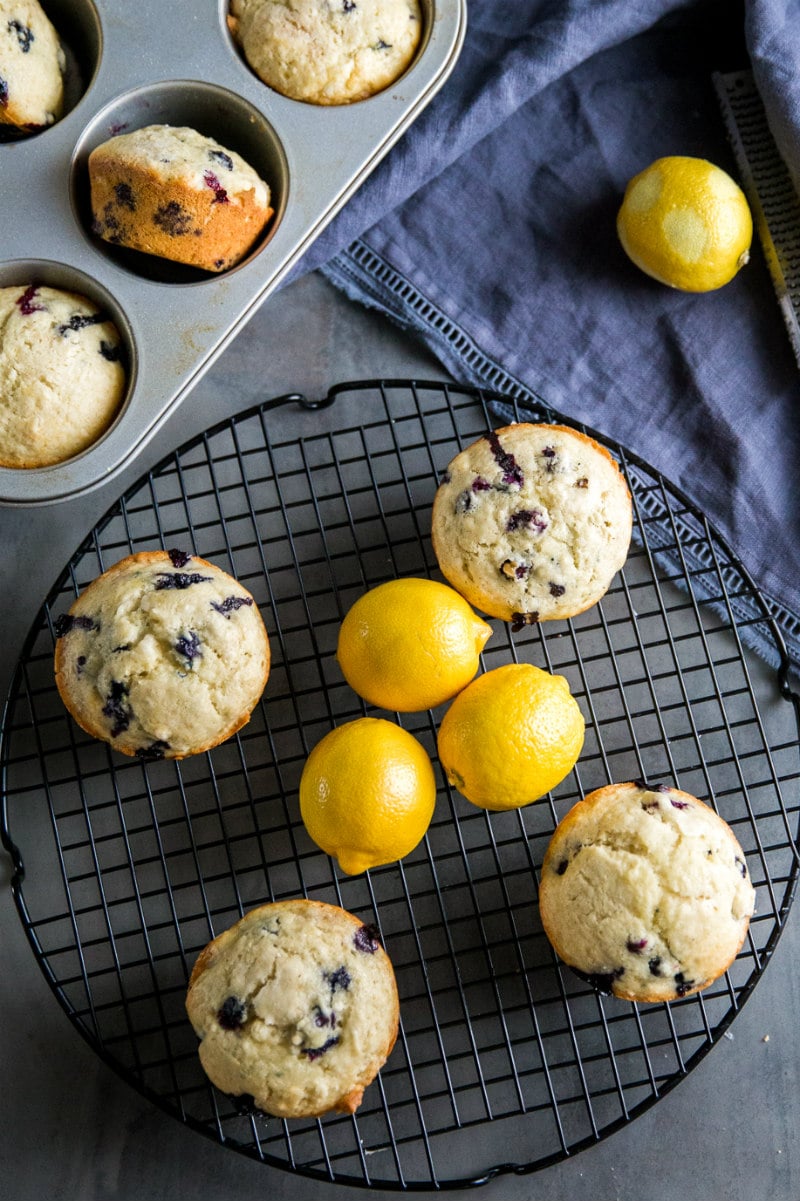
[0,0,466,506]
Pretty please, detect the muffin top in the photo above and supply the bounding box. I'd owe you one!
[89,124,271,208]
[0,0,65,129]
[229,0,422,105]
[186,899,400,1118]
[431,423,633,624]
[54,550,270,759]
[538,781,755,1002]
[0,284,125,469]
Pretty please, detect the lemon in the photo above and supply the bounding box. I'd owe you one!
[299,716,437,874]
[437,662,584,811]
[617,155,752,292]
[336,577,492,712]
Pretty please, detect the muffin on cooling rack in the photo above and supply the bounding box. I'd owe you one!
[228,0,423,105]
[0,0,65,130]
[0,284,125,468]
[538,781,755,1003]
[431,423,632,627]
[54,550,270,759]
[88,124,273,272]
[185,899,400,1118]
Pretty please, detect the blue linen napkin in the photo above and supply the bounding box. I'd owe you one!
[294,0,800,682]
[747,0,800,196]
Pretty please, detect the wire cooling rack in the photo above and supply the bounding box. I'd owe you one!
[2,379,799,1189]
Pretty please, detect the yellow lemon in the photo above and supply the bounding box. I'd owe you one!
[299,716,437,874]
[336,577,492,712]
[437,662,584,811]
[617,155,752,292]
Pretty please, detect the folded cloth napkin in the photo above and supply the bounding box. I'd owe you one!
[747,0,800,196]
[293,0,800,683]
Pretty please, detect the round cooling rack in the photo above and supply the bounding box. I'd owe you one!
[2,379,799,1190]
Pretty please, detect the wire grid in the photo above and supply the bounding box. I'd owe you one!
[2,379,799,1190]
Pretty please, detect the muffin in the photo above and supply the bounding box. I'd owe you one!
[538,782,756,1003]
[228,0,422,106]
[431,423,632,626]
[88,124,273,272]
[54,550,270,759]
[185,899,400,1118]
[0,0,65,130]
[0,284,125,468]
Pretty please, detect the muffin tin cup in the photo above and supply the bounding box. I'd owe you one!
[0,0,465,505]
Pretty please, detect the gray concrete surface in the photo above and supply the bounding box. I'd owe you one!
[1,271,798,1201]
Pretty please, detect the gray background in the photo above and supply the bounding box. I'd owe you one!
[1,272,798,1200]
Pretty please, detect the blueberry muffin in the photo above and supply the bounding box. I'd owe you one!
[228,0,422,106]
[431,423,633,626]
[0,284,125,468]
[185,899,400,1118]
[0,0,65,130]
[54,550,270,759]
[538,782,755,1003]
[88,125,273,272]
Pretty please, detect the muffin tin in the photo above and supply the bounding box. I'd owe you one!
[0,0,466,505]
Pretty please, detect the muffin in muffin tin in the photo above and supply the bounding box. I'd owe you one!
[88,124,274,272]
[228,0,423,105]
[0,283,125,468]
[0,0,65,130]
